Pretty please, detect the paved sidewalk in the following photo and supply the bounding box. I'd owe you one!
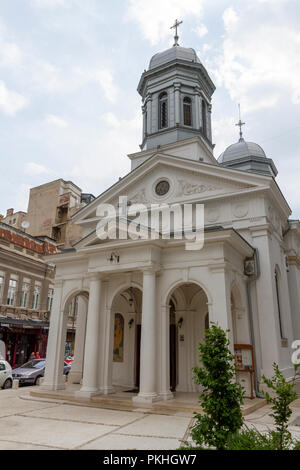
[0,388,299,450]
[0,388,192,450]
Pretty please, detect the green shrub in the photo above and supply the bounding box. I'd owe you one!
[262,363,298,450]
[227,427,279,450]
[190,323,244,450]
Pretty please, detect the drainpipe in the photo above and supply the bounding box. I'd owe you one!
[245,248,265,398]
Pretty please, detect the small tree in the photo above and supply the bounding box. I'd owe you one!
[262,363,298,450]
[191,323,244,450]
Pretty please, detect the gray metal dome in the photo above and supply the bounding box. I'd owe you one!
[149,46,201,70]
[218,137,277,177]
[218,138,267,164]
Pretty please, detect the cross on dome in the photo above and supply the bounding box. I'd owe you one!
[235,103,245,142]
[170,19,183,47]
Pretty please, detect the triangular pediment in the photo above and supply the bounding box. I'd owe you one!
[73,153,271,227]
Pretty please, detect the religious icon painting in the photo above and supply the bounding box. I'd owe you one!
[113,313,124,362]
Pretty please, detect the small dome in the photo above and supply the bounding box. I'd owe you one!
[218,139,267,164]
[149,46,201,70]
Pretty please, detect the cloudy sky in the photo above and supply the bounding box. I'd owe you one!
[1,0,300,218]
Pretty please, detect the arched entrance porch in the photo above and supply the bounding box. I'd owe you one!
[167,282,210,393]
[110,286,143,391]
[65,291,89,385]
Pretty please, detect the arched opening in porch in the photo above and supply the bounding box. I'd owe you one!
[167,282,209,393]
[63,290,89,385]
[110,286,143,391]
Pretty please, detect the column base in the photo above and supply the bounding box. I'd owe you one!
[68,371,83,385]
[159,390,174,401]
[132,392,160,404]
[40,381,66,391]
[75,387,102,399]
[100,386,115,395]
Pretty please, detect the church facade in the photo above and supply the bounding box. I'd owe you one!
[41,35,300,403]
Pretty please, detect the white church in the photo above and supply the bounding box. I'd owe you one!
[41,25,300,403]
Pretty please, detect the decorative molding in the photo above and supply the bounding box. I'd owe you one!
[130,188,148,204]
[233,202,249,219]
[176,179,219,196]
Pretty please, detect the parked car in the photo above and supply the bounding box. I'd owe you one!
[12,359,71,386]
[0,360,13,389]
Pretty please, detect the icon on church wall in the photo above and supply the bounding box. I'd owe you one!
[113,313,124,363]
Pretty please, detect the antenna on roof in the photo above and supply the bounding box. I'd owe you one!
[235,103,245,142]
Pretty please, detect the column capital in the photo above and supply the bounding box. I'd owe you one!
[86,272,102,282]
[141,265,159,275]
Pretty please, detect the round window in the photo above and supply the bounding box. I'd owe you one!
[155,180,170,196]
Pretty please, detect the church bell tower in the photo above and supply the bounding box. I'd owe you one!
[137,20,216,151]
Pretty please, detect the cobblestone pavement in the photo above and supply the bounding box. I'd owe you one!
[0,388,299,450]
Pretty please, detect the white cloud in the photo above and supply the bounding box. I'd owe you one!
[194,24,208,39]
[76,67,119,103]
[212,115,237,159]
[16,184,31,213]
[25,162,53,176]
[126,0,206,44]
[31,0,67,7]
[222,7,239,32]
[46,114,68,128]
[68,109,141,192]
[212,7,300,114]
[101,112,121,128]
[0,81,28,115]
[0,42,22,67]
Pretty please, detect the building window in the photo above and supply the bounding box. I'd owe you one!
[32,285,41,310]
[202,99,207,136]
[183,96,192,126]
[7,279,17,306]
[47,288,54,312]
[275,269,284,339]
[159,92,168,129]
[20,282,30,308]
[0,276,4,301]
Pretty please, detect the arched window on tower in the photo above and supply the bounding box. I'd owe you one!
[275,268,284,339]
[183,96,192,127]
[159,92,168,129]
[202,99,207,137]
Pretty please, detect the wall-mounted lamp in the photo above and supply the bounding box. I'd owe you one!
[177,317,184,329]
[128,318,134,329]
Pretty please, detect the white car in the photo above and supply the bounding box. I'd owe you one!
[0,360,13,389]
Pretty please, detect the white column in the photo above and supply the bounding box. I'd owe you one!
[68,296,87,384]
[42,280,67,391]
[195,89,201,129]
[159,305,173,400]
[76,276,102,398]
[100,305,115,395]
[207,104,212,141]
[174,83,181,125]
[146,94,152,135]
[209,265,234,352]
[133,269,159,403]
[142,105,147,139]
[250,229,281,377]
